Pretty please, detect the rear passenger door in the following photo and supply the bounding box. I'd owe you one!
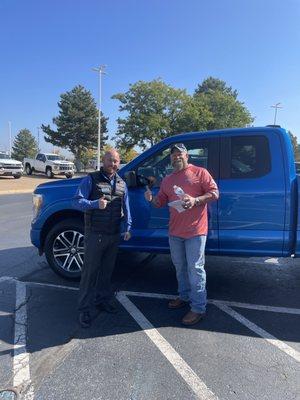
[126,137,219,253]
[218,132,285,256]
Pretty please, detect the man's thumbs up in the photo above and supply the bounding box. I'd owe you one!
[98,195,107,209]
[144,185,153,202]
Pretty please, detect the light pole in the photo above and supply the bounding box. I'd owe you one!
[37,127,40,151]
[92,65,107,171]
[271,102,283,125]
[8,121,12,157]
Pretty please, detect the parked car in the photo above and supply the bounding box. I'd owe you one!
[0,152,23,178]
[24,153,75,178]
[30,126,299,280]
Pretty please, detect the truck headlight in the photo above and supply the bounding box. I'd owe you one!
[32,194,43,220]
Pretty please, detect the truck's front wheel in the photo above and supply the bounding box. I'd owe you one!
[25,164,32,175]
[46,167,53,178]
[44,218,84,280]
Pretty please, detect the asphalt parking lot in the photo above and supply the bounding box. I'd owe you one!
[0,194,300,400]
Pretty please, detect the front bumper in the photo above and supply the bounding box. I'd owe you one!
[30,227,43,253]
[0,168,23,176]
[52,168,74,175]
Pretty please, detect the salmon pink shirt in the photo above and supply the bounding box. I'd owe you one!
[156,164,219,238]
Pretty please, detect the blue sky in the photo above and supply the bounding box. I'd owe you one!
[0,0,299,155]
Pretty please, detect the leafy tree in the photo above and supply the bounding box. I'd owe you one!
[117,146,139,163]
[195,77,238,98]
[288,131,299,161]
[194,77,254,130]
[41,85,108,169]
[11,129,38,161]
[112,79,212,150]
[80,148,96,171]
[112,78,253,150]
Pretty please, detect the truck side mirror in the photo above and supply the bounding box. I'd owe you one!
[124,171,137,188]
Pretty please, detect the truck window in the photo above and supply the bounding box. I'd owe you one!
[230,136,271,179]
[136,141,210,188]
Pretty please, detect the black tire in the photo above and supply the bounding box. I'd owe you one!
[65,173,73,179]
[46,167,53,178]
[44,218,84,280]
[13,174,22,179]
[25,164,32,175]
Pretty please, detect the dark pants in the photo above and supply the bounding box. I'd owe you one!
[78,231,119,312]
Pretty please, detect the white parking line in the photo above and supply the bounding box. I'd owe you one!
[117,292,219,400]
[13,280,34,399]
[18,281,300,365]
[210,299,300,315]
[215,303,300,363]
[23,281,78,291]
[121,290,300,315]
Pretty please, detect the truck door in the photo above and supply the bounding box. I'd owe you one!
[126,137,219,253]
[218,132,286,256]
[35,154,44,172]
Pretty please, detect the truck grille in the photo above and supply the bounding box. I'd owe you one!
[59,166,72,171]
[2,164,21,169]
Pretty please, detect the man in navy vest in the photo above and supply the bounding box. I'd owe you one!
[73,149,132,328]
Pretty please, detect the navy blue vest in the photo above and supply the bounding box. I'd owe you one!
[84,170,126,234]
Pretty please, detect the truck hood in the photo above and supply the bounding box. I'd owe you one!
[34,176,83,192]
[0,158,22,165]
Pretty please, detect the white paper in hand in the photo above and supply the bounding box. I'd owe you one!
[168,200,186,213]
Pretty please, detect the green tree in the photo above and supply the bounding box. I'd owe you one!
[117,146,139,163]
[112,79,212,150]
[11,129,38,161]
[194,77,254,130]
[41,85,108,169]
[80,148,96,171]
[288,131,299,160]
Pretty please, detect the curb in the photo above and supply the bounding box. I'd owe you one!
[0,189,33,195]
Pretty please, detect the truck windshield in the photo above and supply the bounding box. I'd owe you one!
[0,153,10,159]
[47,155,62,160]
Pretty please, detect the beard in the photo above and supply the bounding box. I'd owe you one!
[172,159,184,171]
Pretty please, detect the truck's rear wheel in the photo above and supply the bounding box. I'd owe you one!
[25,164,32,175]
[46,167,53,178]
[44,218,84,280]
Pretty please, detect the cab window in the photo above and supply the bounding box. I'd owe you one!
[136,141,211,188]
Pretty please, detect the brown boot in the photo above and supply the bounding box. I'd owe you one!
[181,310,205,326]
[168,298,189,309]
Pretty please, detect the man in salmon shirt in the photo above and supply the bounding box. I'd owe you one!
[144,143,219,325]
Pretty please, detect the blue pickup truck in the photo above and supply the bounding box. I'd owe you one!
[30,126,300,280]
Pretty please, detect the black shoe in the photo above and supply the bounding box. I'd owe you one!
[78,311,91,328]
[95,301,118,314]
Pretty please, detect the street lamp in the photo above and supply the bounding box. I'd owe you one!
[271,102,283,125]
[92,65,107,171]
[8,121,12,157]
[37,127,40,152]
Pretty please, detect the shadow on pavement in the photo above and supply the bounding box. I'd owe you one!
[0,248,300,356]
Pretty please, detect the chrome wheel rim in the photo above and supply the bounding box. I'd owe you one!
[53,230,84,272]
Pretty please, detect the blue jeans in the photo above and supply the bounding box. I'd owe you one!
[169,235,207,313]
